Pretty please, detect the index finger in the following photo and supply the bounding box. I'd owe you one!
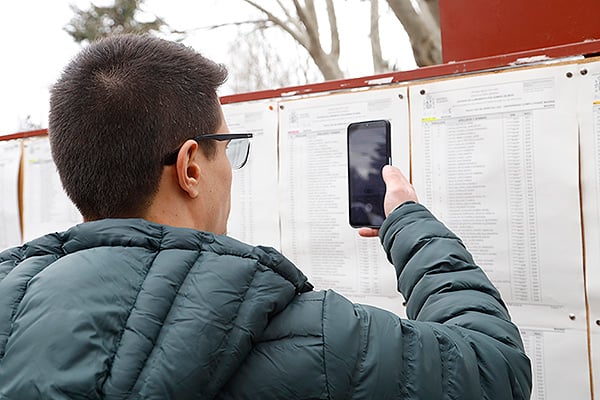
[358,227,379,237]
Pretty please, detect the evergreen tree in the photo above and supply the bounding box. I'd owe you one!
[65,0,168,44]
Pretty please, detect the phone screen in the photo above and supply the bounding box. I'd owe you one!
[347,120,391,228]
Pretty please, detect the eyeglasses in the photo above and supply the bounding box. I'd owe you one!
[163,133,253,169]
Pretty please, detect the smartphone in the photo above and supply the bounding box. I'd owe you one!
[347,119,391,228]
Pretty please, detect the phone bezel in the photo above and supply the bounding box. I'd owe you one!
[346,119,392,228]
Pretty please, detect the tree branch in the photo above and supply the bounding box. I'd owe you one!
[240,0,344,80]
[242,0,309,48]
[325,0,340,59]
[292,0,319,43]
[275,0,304,33]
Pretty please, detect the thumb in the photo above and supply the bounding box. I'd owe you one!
[382,164,408,187]
[381,165,418,216]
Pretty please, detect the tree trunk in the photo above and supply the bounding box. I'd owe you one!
[386,0,442,66]
[306,45,345,80]
[370,0,389,73]
[422,0,440,27]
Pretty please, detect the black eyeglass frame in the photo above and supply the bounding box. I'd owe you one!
[163,133,253,166]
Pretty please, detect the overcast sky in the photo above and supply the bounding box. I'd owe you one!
[0,0,416,135]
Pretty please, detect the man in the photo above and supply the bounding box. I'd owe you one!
[0,34,531,399]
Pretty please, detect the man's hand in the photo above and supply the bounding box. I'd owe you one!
[358,165,418,237]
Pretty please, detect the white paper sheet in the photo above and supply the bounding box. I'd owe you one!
[223,100,281,249]
[410,65,586,326]
[278,86,410,315]
[0,140,22,249]
[577,59,600,397]
[410,64,590,399]
[520,327,591,400]
[22,137,82,241]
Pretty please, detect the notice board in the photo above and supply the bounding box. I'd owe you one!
[2,54,600,400]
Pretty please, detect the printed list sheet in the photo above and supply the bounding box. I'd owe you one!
[22,137,82,242]
[409,64,589,400]
[223,100,280,249]
[0,140,22,249]
[278,86,410,315]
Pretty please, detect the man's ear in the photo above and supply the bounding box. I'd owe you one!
[175,140,202,198]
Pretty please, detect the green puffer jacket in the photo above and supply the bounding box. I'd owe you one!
[0,202,531,399]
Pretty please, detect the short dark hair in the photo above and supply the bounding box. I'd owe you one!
[48,34,228,220]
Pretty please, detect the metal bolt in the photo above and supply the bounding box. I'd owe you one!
[569,313,576,321]
[581,69,588,76]
[566,72,573,78]
[420,89,426,95]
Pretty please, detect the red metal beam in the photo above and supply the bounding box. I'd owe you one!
[0,129,48,141]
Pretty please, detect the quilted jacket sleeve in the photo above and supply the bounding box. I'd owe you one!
[220,202,531,399]
[324,202,532,399]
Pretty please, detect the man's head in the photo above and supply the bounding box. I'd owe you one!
[49,34,228,223]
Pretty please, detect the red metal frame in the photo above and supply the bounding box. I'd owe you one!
[0,129,49,141]
[2,39,600,141]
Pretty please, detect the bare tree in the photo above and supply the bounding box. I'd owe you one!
[241,0,441,80]
[226,27,321,92]
[64,0,441,92]
[18,115,42,131]
[241,0,345,80]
